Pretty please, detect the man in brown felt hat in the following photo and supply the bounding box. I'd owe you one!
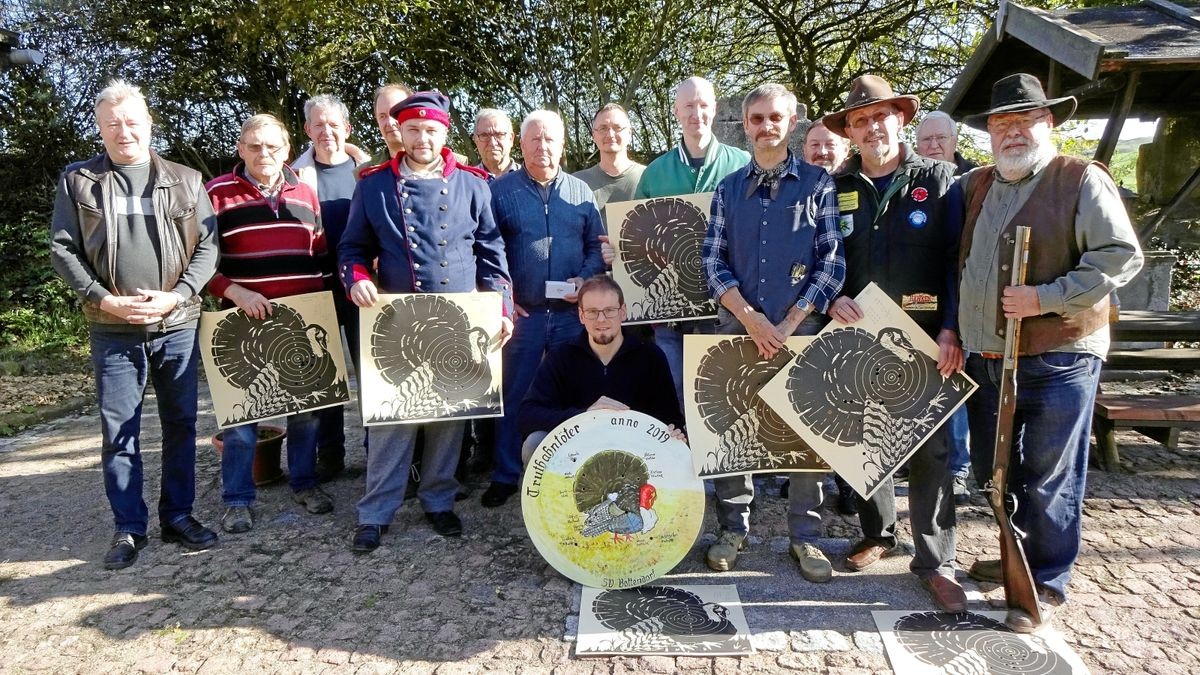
[822,74,968,613]
[957,72,1142,632]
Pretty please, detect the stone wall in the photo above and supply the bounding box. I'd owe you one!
[1137,117,1200,206]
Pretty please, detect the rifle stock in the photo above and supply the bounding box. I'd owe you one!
[986,225,1042,624]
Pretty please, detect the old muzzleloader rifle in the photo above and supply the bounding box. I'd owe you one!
[986,224,1042,624]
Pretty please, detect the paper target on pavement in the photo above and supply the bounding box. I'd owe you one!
[200,291,350,428]
[608,193,718,324]
[684,334,829,477]
[873,610,1089,674]
[758,283,976,498]
[359,292,503,425]
[577,584,753,656]
[521,410,704,589]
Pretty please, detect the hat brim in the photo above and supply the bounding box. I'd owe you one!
[963,96,1077,131]
[822,95,920,138]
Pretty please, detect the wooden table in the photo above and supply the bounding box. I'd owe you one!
[1093,394,1200,470]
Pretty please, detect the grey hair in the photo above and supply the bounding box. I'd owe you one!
[240,113,291,147]
[520,109,565,137]
[474,108,513,134]
[94,79,148,114]
[741,83,797,118]
[304,94,349,125]
[918,110,958,138]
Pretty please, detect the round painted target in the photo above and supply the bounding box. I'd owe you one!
[619,198,709,298]
[370,295,493,402]
[521,410,704,589]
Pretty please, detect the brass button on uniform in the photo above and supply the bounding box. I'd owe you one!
[440,188,449,195]
[440,261,448,267]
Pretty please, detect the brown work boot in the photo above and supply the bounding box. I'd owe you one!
[1005,589,1063,633]
[968,558,1003,584]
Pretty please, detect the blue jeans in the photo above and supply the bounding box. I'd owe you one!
[948,407,970,478]
[90,328,200,537]
[965,352,1101,599]
[358,421,464,523]
[710,308,828,541]
[492,307,581,485]
[857,424,957,578]
[221,411,319,506]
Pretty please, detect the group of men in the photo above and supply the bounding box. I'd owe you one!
[51,69,1142,633]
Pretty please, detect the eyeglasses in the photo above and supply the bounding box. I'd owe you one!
[474,131,511,141]
[581,307,621,320]
[919,134,951,145]
[592,125,629,135]
[987,113,1050,134]
[848,110,896,130]
[241,142,287,155]
[747,113,787,125]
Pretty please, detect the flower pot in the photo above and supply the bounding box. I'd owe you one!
[212,425,286,486]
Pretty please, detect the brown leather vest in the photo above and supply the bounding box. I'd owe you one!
[960,155,1109,355]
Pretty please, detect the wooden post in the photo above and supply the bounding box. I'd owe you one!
[1093,71,1141,166]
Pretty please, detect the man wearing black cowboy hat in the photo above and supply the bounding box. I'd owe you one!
[821,74,967,613]
[957,73,1143,632]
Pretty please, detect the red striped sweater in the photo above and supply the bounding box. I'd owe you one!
[205,165,331,302]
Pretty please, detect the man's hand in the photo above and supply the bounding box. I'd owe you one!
[136,288,180,318]
[828,296,864,325]
[935,328,964,378]
[514,302,530,318]
[350,279,379,308]
[99,294,167,325]
[599,235,615,267]
[227,284,273,319]
[588,396,630,412]
[562,277,584,304]
[742,310,787,359]
[774,305,808,339]
[498,316,514,349]
[667,424,687,444]
[1001,285,1041,319]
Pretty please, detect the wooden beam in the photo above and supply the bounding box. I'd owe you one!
[1094,71,1140,165]
[1047,61,1061,97]
[1139,163,1200,241]
[1144,0,1200,29]
[1006,3,1108,79]
[1064,74,1126,101]
[940,28,1000,116]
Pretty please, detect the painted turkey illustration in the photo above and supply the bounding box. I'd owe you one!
[694,338,826,475]
[210,304,345,425]
[786,327,946,490]
[591,586,739,653]
[619,198,714,321]
[370,295,494,421]
[575,450,658,542]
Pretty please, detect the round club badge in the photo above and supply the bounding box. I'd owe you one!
[908,210,928,228]
[521,410,704,588]
[911,187,929,203]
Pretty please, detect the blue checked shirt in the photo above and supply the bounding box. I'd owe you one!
[702,153,845,324]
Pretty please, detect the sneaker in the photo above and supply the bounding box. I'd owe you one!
[221,506,254,534]
[790,542,833,583]
[953,474,971,506]
[1005,589,1063,633]
[705,531,747,572]
[293,487,334,514]
[425,510,463,537]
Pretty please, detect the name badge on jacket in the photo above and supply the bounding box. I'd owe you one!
[901,293,938,311]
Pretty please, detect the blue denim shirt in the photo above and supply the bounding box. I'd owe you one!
[703,154,845,325]
[491,168,606,309]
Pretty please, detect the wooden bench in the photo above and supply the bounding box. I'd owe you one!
[1105,348,1200,372]
[1092,394,1200,470]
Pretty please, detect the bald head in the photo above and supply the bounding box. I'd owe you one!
[674,76,716,147]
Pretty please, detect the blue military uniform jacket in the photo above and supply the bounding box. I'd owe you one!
[338,148,513,314]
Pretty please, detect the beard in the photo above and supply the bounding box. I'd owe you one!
[591,330,616,345]
[995,140,1051,181]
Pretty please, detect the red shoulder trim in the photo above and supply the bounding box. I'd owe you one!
[359,160,392,178]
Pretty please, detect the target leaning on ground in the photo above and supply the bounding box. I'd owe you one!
[521,410,705,589]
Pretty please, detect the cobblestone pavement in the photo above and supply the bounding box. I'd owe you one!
[1,377,1198,674]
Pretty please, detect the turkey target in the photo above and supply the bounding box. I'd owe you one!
[613,196,717,323]
[890,611,1073,674]
[577,584,753,655]
[201,292,349,427]
[692,337,827,475]
[362,293,502,424]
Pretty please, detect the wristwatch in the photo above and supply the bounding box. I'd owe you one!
[796,298,815,315]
